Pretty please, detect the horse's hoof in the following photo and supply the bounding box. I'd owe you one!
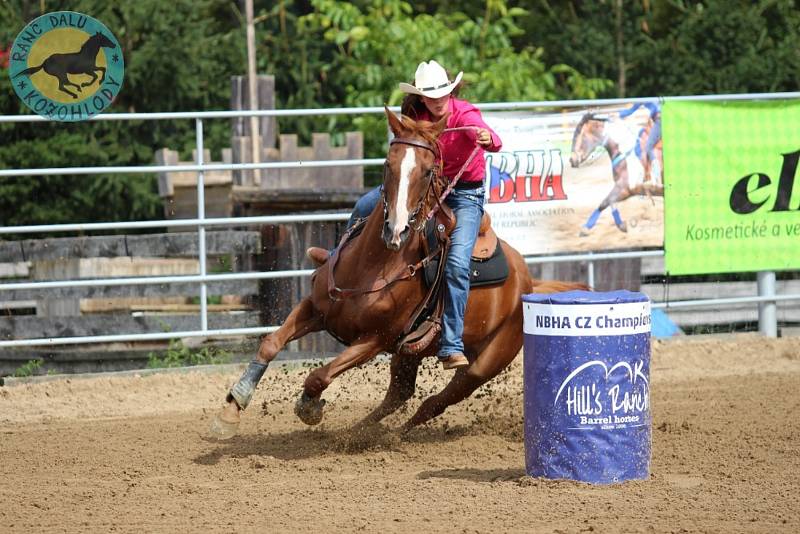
[617,222,628,233]
[208,414,240,440]
[295,392,326,425]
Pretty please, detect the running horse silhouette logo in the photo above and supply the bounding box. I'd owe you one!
[9,11,125,121]
[14,32,116,99]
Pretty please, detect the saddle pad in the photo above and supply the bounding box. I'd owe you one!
[423,219,509,288]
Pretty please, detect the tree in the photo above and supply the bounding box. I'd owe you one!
[274,0,611,168]
[629,0,800,96]
[514,0,800,98]
[0,0,615,224]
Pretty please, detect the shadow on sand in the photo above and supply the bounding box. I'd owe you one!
[193,421,473,465]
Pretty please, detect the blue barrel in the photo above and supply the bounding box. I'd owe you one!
[522,289,651,484]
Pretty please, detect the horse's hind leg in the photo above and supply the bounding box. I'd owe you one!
[209,297,322,439]
[358,354,422,427]
[401,324,522,432]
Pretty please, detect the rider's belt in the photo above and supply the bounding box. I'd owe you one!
[453,180,484,190]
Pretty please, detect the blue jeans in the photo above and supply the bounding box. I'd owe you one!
[348,185,382,230]
[347,185,485,358]
[439,186,485,357]
[645,117,661,162]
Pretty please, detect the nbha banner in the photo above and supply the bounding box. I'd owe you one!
[482,103,664,256]
[663,100,800,275]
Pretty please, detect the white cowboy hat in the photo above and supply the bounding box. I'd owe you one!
[398,60,463,99]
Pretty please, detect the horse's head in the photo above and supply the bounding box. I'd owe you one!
[90,32,116,49]
[569,112,608,168]
[381,107,447,250]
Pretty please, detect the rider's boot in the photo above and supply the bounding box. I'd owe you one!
[306,247,329,267]
[439,352,469,370]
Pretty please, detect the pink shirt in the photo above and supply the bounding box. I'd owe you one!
[414,97,502,184]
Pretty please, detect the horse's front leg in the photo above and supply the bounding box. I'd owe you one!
[295,337,384,425]
[209,298,322,439]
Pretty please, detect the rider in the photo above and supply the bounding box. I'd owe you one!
[619,101,662,184]
[307,60,502,370]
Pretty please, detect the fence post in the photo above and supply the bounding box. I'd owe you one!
[757,271,777,337]
[196,118,208,332]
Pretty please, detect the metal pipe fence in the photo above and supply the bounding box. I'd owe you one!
[2,92,800,348]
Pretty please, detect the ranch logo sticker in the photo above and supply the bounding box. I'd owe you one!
[8,11,124,121]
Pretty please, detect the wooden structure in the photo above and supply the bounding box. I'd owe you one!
[153,74,366,353]
[0,231,262,344]
[155,148,235,222]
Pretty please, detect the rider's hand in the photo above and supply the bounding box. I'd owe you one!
[476,128,492,147]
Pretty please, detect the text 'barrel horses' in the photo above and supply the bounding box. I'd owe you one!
[210,108,588,439]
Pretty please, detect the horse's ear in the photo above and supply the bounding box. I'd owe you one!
[431,113,449,138]
[385,106,404,136]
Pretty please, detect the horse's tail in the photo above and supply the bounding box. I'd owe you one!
[528,279,591,294]
[14,64,44,78]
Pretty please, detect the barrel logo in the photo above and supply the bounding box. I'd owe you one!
[554,359,649,430]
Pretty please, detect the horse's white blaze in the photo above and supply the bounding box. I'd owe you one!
[389,147,415,246]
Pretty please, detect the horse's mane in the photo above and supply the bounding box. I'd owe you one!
[398,114,442,149]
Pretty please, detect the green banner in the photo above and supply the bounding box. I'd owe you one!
[663,100,800,275]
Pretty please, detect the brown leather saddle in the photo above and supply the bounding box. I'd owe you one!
[422,211,509,288]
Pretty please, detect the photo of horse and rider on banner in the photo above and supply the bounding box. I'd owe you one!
[482,102,663,256]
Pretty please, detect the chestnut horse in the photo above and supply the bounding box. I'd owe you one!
[569,112,664,236]
[210,108,587,439]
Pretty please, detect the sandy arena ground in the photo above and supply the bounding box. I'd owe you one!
[1,334,799,533]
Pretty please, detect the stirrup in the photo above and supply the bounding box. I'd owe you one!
[306,247,329,267]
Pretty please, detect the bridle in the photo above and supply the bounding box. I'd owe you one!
[381,136,442,233]
[572,114,609,166]
[382,126,481,232]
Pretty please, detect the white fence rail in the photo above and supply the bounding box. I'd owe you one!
[2,92,800,348]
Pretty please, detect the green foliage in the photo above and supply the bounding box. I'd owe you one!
[288,0,610,159]
[516,0,800,98]
[4,0,793,224]
[629,0,800,96]
[146,338,232,368]
[13,358,42,377]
